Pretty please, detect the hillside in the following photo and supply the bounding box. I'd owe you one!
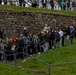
[19,44,76,75]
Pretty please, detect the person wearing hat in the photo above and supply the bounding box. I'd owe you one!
[23,27,28,37]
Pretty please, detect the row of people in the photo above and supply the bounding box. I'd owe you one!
[61,0,76,11]
[0,0,57,10]
[0,0,76,11]
[0,24,75,61]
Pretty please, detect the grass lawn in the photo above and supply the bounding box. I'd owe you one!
[0,5,76,16]
[0,62,39,75]
[19,44,76,75]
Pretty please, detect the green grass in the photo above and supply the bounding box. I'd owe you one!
[19,44,76,75]
[0,5,76,16]
[0,62,39,75]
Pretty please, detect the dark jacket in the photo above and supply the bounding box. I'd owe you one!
[66,27,70,35]
[42,0,47,3]
[49,32,55,40]
[50,0,54,5]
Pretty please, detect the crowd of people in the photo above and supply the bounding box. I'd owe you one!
[0,0,76,11]
[0,23,76,61]
[0,0,55,9]
[61,0,76,11]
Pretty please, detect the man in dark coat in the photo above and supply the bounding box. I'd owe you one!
[42,0,47,9]
[50,0,54,9]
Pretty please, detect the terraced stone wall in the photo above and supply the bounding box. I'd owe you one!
[0,10,76,37]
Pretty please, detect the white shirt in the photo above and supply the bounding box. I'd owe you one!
[59,30,63,37]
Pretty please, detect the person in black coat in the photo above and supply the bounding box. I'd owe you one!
[50,0,54,9]
[16,34,25,59]
[66,26,71,45]
[49,30,55,49]
[5,38,14,61]
[19,0,23,6]
[42,0,47,9]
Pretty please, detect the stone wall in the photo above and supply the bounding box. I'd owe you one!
[0,10,76,37]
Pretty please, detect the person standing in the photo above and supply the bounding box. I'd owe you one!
[59,29,64,47]
[49,30,55,49]
[23,27,28,37]
[19,0,23,6]
[69,25,74,44]
[71,0,76,11]
[42,0,47,9]
[0,38,4,60]
[66,26,71,45]
[50,0,54,9]
[39,0,43,8]
[66,1,70,10]
[61,0,66,10]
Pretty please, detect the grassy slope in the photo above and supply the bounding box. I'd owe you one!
[0,62,39,75]
[19,44,76,75]
[0,5,76,16]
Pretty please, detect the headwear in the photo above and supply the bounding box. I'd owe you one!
[24,27,27,30]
